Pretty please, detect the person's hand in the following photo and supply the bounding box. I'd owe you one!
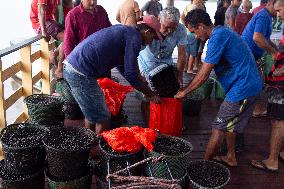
[174,89,186,99]
[178,74,183,88]
[55,67,63,78]
[273,68,284,77]
[149,94,161,104]
[42,30,51,42]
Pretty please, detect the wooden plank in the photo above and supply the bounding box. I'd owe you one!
[0,35,42,58]
[0,58,6,128]
[40,39,51,94]
[30,50,41,63]
[13,111,28,124]
[32,71,42,85]
[1,61,22,82]
[4,87,23,110]
[20,45,32,117]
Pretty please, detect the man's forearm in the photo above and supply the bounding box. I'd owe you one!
[38,4,46,33]
[254,33,277,54]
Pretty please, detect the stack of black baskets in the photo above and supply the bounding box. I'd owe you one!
[0,123,47,189]
[43,126,96,189]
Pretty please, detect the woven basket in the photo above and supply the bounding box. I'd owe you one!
[46,169,92,189]
[0,160,45,189]
[145,135,193,179]
[43,126,96,180]
[55,78,76,103]
[182,89,205,116]
[0,123,47,175]
[24,94,64,126]
[187,160,230,189]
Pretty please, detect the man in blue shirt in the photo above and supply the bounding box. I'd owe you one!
[175,9,263,167]
[242,0,278,60]
[63,16,161,134]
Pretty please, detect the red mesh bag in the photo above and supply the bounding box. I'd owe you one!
[98,78,134,116]
[149,98,182,137]
[101,126,157,153]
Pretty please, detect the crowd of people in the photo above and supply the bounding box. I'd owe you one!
[29,0,284,172]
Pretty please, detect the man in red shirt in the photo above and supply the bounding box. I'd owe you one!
[64,0,111,57]
[235,0,253,34]
[30,0,65,78]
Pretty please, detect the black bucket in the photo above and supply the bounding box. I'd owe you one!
[99,137,142,161]
[187,160,230,189]
[24,94,64,125]
[0,123,47,175]
[46,169,92,189]
[63,103,84,120]
[43,126,96,180]
[182,89,205,116]
[145,135,193,179]
[0,160,45,189]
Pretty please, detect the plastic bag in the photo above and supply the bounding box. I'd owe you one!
[149,98,182,137]
[98,78,134,116]
[101,126,157,153]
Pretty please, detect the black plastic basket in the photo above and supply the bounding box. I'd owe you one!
[0,160,45,189]
[182,89,205,116]
[99,137,142,160]
[145,135,193,179]
[43,126,96,180]
[187,160,230,189]
[63,103,84,120]
[111,110,128,129]
[24,94,64,126]
[0,123,47,175]
[151,66,180,98]
[46,168,92,189]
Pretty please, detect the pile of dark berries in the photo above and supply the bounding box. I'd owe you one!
[25,94,62,105]
[188,161,230,188]
[153,137,192,156]
[151,66,180,98]
[1,126,45,148]
[44,128,93,151]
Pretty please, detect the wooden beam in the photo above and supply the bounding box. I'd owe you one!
[32,71,42,85]
[0,58,6,128]
[20,45,32,117]
[30,50,41,63]
[40,39,51,94]
[13,111,28,124]
[4,87,23,110]
[1,61,22,82]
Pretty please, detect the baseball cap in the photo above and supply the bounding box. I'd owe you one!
[138,15,162,40]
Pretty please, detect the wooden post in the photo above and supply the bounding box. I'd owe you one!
[40,39,51,94]
[0,58,6,128]
[166,0,174,7]
[20,45,33,118]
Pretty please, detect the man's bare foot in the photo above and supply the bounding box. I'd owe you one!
[214,155,237,167]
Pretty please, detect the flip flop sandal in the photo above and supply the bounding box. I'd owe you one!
[213,156,237,167]
[250,160,278,172]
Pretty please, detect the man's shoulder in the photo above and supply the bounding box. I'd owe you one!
[96,5,108,13]
[68,5,81,16]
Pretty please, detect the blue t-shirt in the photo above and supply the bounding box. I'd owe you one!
[242,8,272,58]
[67,25,144,89]
[138,23,187,78]
[205,26,263,102]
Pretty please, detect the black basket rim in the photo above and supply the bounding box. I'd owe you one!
[45,167,92,183]
[0,160,44,181]
[43,126,97,152]
[23,94,64,106]
[149,134,193,158]
[187,160,231,189]
[0,123,48,150]
[99,137,141,159]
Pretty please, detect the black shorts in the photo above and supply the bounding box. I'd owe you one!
[267,88,284,120]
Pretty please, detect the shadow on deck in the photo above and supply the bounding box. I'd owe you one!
[64,70,284,189]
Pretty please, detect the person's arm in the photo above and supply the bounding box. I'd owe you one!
[176,45,186,87]
[116,8,121,23]
[253,32,277,54]
[63,12,78,57]
[175,63,214,98]
[38,3,50,41]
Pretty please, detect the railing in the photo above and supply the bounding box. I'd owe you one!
[0,35,56,128]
